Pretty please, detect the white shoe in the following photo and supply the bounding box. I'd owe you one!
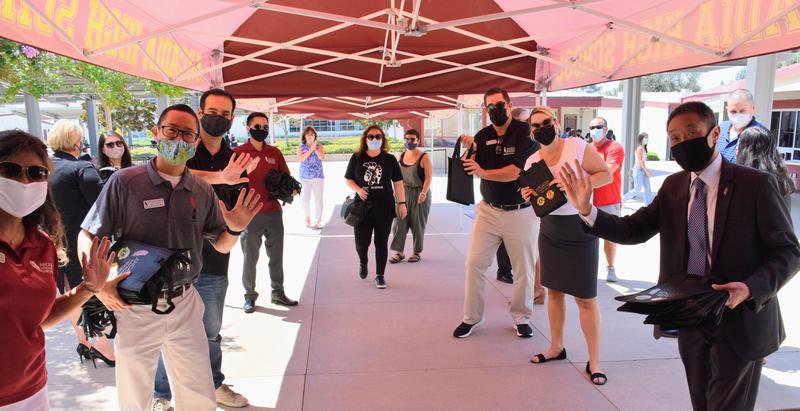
[606,266,618,282]
[151,397,173,411]
[216,384,249,408]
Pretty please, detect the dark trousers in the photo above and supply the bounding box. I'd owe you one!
[241,212,285,301]
[496,241,512,276]
[354,216,393,276]
[678,327,763,411]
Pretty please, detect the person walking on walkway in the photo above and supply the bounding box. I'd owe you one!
[589,117,624,283]
[297,126,326,229]
[345,125,407,289]
[236,112,299,311]
[390,129,431,264]
[452,87,539,339]
[623,132,654,205]
[522,106,611,386]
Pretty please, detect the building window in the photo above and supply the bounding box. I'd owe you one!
[772,110,799,161]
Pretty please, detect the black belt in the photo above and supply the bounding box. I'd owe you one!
[159,283,191,299]
[487,202,531,211]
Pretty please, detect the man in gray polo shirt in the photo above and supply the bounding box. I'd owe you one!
[78,104,262,411]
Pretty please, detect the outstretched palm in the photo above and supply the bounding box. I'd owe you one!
[81,236,115,293]
[558,159,593,215]
[221,188,263,231]
[220,153,259,185]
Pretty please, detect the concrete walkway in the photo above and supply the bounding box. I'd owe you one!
[44,161,800,410]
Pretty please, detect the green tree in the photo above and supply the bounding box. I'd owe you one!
[0,40,64,102]
[641,73,701,92]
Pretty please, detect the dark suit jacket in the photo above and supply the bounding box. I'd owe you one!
[49,151,103,249]
[589,158,800,360]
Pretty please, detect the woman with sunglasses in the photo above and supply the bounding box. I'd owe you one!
[297,126,326,229]
[521,107,612,386]
[46,120,115,367]
[345,125,407,289]
[389,129,432,264]
[96,131,133,170]
[0,130,114,410]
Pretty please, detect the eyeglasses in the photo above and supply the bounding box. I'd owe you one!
[250,124,268,131]
[366,133,384,141]
[529,119,553,129]
[589,125,605,130]
[0,161,50,182]
[104,141,125,149]
[159,125,199,142]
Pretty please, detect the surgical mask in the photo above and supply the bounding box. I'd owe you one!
[0,177,48,218]
[591,128,605,142]
[405,142,418,150]
[487,103,509,126]
[642,138,649,145]
[729,113,752,129]
[533,124,557,146]
[200,114,232,137]
[104,146,125,160]
[367,139,383,151]
[670,130,715,172]
[250,129,268,142]
[157,138,197,165]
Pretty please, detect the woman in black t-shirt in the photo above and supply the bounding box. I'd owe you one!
[345,125,407,289]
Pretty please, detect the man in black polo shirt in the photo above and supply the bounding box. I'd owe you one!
[152,89,256,409]
[453,87,539,339]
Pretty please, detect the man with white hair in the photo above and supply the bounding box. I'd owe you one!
[718,89,766,163]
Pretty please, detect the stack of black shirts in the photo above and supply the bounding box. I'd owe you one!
[615,276,729,329]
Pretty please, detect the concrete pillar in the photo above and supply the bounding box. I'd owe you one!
[541,89,548,106]
[156,95,169,114]
[745,55,776,128]
[268,111,275,145]
[191,93,201,109]
[620,78,642,192]
[24,93,44,140]
[85,96,100,158]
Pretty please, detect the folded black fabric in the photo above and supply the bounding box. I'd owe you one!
[266,169,302,205]
[517,160,567,217]
[615,276,729,329]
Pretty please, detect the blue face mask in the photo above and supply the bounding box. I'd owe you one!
[367,139,383,151]
[591,128,605,141]
[405,142,418,150]
[157,138,197,165]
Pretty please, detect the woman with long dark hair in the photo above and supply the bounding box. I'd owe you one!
[736,126,795,204]
[0,130,114,410]
[96,131,133,170]
[622,132,654,205]
[345,125,407,289]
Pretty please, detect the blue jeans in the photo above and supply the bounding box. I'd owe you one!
[623,167,654,205]
[154,273,228,400]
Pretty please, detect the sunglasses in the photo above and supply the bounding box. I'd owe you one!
[104,141,125,149]
[589,125,605,130]
[0,161,50,182]
[366,133,384,141]
[486,102,506,111]
[529,119,553,129]
[251,124,268,131]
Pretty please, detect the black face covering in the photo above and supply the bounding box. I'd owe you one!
[533,124,557,146]
[670,130,715,172]
[200,114,232,137]
[487,102,510,126]
[250,129,268,142]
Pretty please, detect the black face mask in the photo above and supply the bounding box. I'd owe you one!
[670,130,715,172]
[200,114,232,137]
[250,129,268,142]
[487,103,509,126]
[533,124,557,146]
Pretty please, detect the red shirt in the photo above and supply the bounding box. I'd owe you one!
[592,139,624,207]
[234,140,291,213]
[0,225,57,406]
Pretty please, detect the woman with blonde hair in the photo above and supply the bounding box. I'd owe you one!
[47,120,115,367]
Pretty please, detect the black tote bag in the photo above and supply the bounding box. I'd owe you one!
[446,138,475,205]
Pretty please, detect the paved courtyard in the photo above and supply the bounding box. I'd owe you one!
[44,160,800,410]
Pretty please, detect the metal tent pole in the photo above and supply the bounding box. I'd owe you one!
[620,78,642,193]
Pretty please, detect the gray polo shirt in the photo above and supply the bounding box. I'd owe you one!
[81,159,227,286]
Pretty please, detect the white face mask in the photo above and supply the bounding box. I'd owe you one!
[104,146,125,160]
[0,177,48,218]
[591,128,605,142]
[642,138,649,145]
[729,113,752,129]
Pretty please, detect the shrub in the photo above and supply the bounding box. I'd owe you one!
[646,151,660,161]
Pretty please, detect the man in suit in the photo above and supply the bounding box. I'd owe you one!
[558,101,799,411]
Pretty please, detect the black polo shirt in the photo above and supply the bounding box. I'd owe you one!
[186,140,248,277]
[473,119,536,206]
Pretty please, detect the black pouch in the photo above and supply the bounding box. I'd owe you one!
[265,169,302,205]
[518,160,567,217]
[112,240,192,315]
[446,138,475,206]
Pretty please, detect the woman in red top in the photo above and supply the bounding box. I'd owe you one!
[0,130,115,410]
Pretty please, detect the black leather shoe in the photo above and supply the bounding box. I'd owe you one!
[243,298,256,313]
[496,273,513,284]
[272,290,298,306]
[359,264,368,279]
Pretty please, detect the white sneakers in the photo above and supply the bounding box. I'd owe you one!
[151,397,173,411]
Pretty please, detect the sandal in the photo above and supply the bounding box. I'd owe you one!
[585,362,608,385]
[408,253,421,263]
[533,291,545,305]
[389,253,405,264]
[304,217,311,228]
[530,348,567,364]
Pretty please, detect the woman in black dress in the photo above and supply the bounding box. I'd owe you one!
[345,125,407,289]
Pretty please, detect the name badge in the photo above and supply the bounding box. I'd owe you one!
[485,139,498,146]
[503,147,516,155]
[0,252,5,264]
[143,198,166,209]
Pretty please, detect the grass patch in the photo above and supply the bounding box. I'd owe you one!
[273,136,404,155]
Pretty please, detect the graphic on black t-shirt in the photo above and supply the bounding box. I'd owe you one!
[363,161,383,187]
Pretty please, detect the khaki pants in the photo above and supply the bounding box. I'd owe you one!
[115,287,215,411]
[464,201,538,325]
